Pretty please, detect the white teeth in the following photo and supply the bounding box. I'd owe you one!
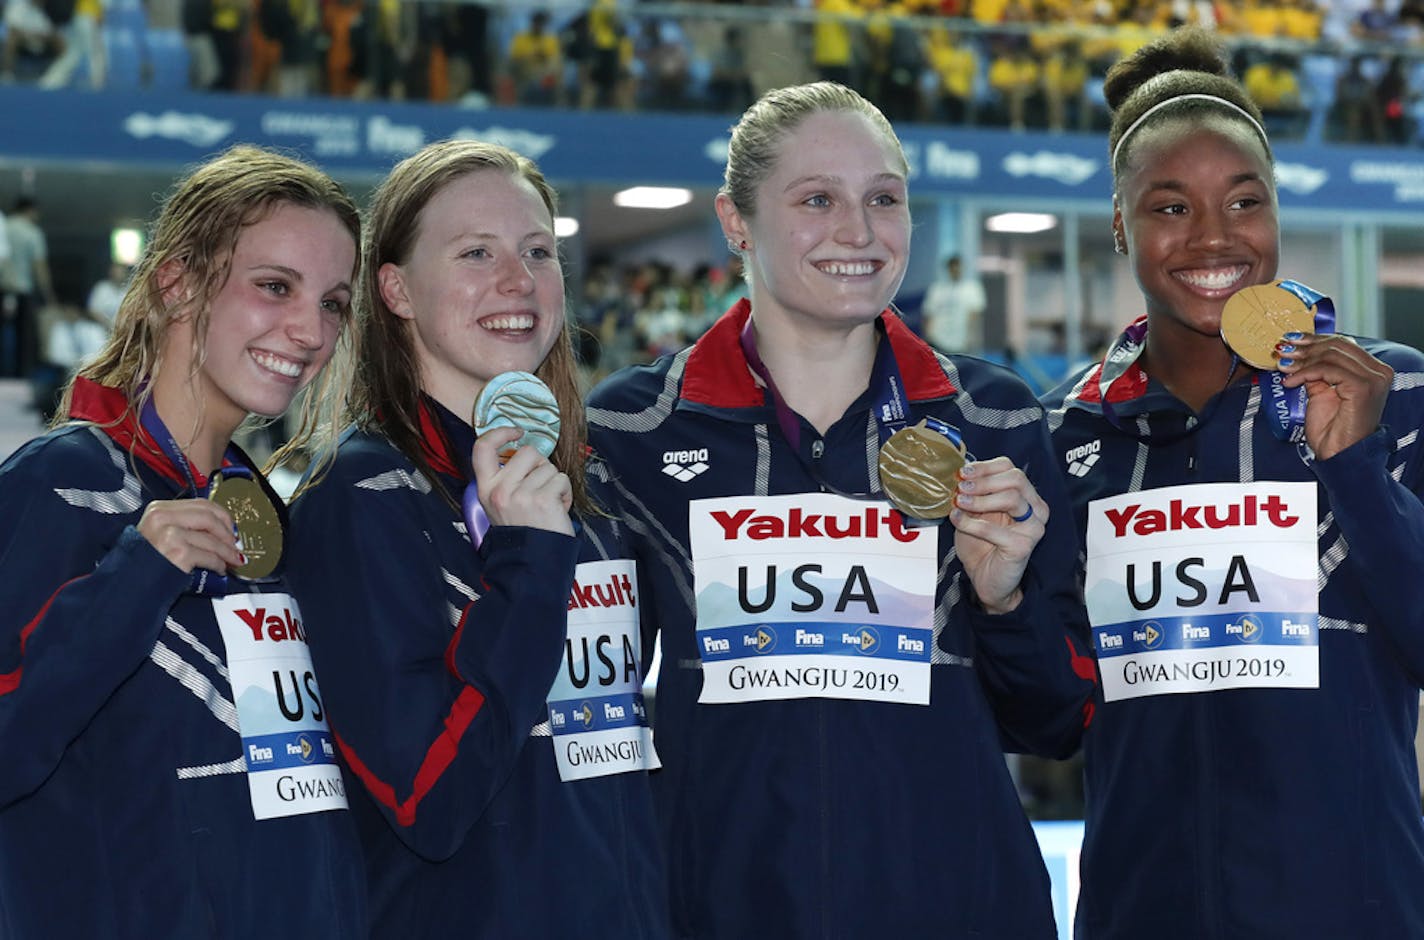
[483,315,535,331]
[252,351,301,377]
[1177,266,1247,291]
[818,261,875,276]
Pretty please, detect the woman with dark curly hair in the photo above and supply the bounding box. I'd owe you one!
[1043,27,1424,937]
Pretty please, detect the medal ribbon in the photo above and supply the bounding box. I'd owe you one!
[138,397,260,596]
[738,315,964,503]
[1096,318,1238,444]
[1262,280,1336,444]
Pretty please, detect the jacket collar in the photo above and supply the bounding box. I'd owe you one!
[68,376,254,489]
[417,396,470,481]
[1069,316,1150,407]
[69,377,200,488]
[679,298,956,409]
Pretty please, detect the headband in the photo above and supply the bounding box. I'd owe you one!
[1110,93,1270,172]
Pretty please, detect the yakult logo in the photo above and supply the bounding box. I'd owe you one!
[568,572,637,611]
[710,506,921,543]
[1105,494,1300,538]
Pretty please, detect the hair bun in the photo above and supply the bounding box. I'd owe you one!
[1103,27,1231,113]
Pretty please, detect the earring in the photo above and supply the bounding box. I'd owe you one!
[740,240,747,250]
[1113,231,1126,255]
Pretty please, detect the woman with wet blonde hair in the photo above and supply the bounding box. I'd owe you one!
[0,144,366,937]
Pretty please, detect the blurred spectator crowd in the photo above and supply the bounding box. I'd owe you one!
[4,0,1424,145]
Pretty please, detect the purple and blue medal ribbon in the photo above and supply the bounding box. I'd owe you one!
[462,481,491,550]
[138,398,257,596]
[1095,317,1153,435]
[738,316,964,512]
[1264,279,1336,444]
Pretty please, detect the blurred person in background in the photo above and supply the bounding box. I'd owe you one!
[2,196,56,381]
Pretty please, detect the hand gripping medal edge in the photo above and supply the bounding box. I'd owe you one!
[463,371,562,550]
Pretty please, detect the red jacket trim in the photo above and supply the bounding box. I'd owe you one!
[67,377,207,489]
[333,599,489,829]
[0,577,81,697]
[680,298,956,408]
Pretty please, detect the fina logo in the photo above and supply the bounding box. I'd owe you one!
[1138,621,1164,650]
[662,447,709,483]
[297,734,315,763]
[123,111,234,147]
[855,626,880,655]
[576,702,595,729]
[1227,614,1264,644]
[1003,151,1098,186]
[754,626,777,654]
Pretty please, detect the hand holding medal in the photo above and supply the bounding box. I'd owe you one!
[877,417,1043,614]
[946,454,1046,615]
[1220,279,1391,459]
[137,497,247,578]
[464,371,572,548]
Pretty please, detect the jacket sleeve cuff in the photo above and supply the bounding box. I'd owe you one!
[1312,427,1391,506]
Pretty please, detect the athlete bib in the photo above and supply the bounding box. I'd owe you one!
[689,493,937,705]
[1085,482,1319,701]
[213,593,348,819]
[547,560,660,781]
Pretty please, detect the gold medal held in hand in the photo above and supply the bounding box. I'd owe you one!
[1220,280,1315,370]
[208,473,283,580]
[877,419,967,520]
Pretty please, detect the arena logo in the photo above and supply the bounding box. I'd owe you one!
[663,448,709,482]
[1065,439,1101,478]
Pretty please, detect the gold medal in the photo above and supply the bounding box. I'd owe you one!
[877,419,967,520]
[209,473,284,580]
[1220,281,1315,370]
